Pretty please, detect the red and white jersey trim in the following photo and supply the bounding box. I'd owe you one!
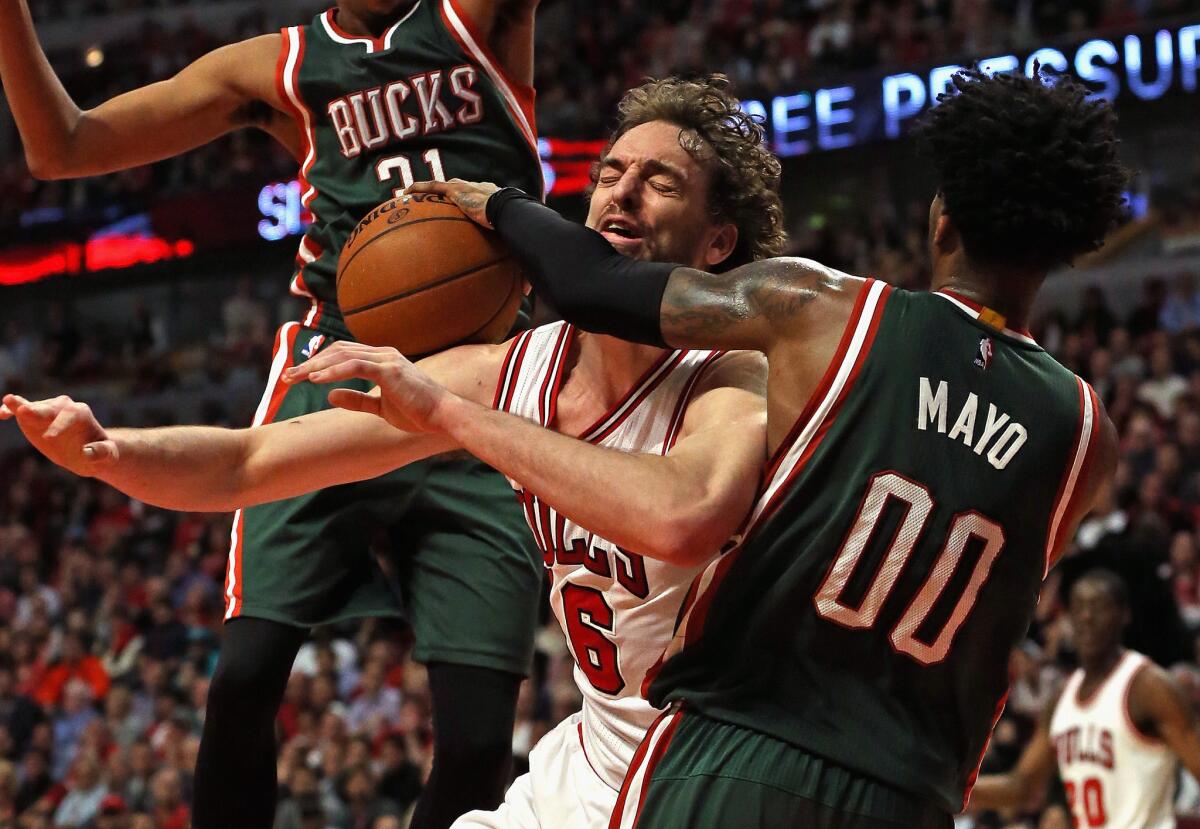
[440,0,540,162]
[607,708,683,829]
[1044,378,1100,574]
[933,290,1038,346]
[277,27,318,210]
[655,278,891,668]
[749,278,890,534]
[225,322,302,620]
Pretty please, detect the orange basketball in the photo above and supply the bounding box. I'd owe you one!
[336,193,524,356]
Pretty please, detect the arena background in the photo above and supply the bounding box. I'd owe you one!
[1,1,1200,827]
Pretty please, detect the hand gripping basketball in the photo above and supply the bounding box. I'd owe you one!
[336,187,522,356]
[405,179,500,228]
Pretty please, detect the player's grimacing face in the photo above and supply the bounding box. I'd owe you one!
[586,121,733,270]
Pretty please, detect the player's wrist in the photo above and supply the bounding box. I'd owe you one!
[485,187,537,229]
[425,390,476,437]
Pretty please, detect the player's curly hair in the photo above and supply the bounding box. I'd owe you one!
[915,67,1129,271]
[598,74,787,269]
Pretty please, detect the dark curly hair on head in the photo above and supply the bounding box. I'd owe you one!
[915,67,1129,271]
[596,74,787,269]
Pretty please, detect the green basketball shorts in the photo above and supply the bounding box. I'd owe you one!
[223,322,542,675]
[610,708,953,829]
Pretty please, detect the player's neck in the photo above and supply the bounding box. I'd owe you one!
[334,2,418,37]
[576,332,670,401]
[931,258,1044,332]
[1080,647,1125,683]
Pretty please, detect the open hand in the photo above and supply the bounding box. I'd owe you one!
[405,178,501,227]
[0,394,118,476]
[282,342,452,434]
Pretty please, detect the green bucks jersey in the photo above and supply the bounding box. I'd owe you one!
[648,281,1102,813]
[277,0,544,338]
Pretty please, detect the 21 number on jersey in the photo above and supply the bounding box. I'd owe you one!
[375,148,446,198]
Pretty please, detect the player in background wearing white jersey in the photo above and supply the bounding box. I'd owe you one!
[971,569,1200,828]
[0,77,784,829]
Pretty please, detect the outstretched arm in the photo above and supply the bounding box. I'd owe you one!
[0,344,504,511]
[0,0,295,179]
[290,343,768,566]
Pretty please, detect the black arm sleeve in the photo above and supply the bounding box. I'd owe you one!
[487,188,677,347]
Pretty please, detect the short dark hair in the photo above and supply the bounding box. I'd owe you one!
[916,67,1129,271]
[1074,568,1129,608]
[599,75,787,269]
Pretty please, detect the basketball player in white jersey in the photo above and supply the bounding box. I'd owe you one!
[1,78,785,829]
[971,569,1200,827]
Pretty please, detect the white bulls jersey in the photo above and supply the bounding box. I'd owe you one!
[1050,650,1176,829]
[494,322,727,789]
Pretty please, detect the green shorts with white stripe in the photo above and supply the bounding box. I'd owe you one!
[224,322,541,676]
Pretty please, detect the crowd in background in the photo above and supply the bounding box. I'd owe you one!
[4,0,1200,242]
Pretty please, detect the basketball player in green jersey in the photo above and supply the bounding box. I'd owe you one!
[409,68,1128,825]
[0,2,544,828]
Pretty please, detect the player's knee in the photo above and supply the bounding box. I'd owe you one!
[206,652,279,719]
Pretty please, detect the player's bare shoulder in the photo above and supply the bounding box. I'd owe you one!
[1126,658,1191,727]
[693,349,768,400]
[743,257,861,328]
[207,33,289,120]
[659,256,865,353]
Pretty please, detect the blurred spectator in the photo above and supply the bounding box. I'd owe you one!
[0,658,43,757]
[1075,285,1117,346]
[337,763,399,829]
[1139,343,1189,420]
[1162,274,1200,334]
[222,279,269,354]
[13,749,52,815]
[344,662,401,738]
[51,680,101,779]
[52,752,106,828]
[1129,279,1168,341]
[96,793,130,829]
[148,768,188,829]
[32,632,109,709]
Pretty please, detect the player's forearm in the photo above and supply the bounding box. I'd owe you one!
[106,412,457,513]
[98,426,255,512]
[0,0,85,178]
[433,396,718,564]
[966,775,1035,811]
[488,191,676,346]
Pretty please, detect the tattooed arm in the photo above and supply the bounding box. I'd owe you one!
[656,258,847,353]
[407,181,855,355]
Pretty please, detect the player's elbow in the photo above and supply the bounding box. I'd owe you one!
[649,513,733,568]
[25,152,66,180]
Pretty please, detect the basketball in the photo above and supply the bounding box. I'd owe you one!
[336,193,524,356]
